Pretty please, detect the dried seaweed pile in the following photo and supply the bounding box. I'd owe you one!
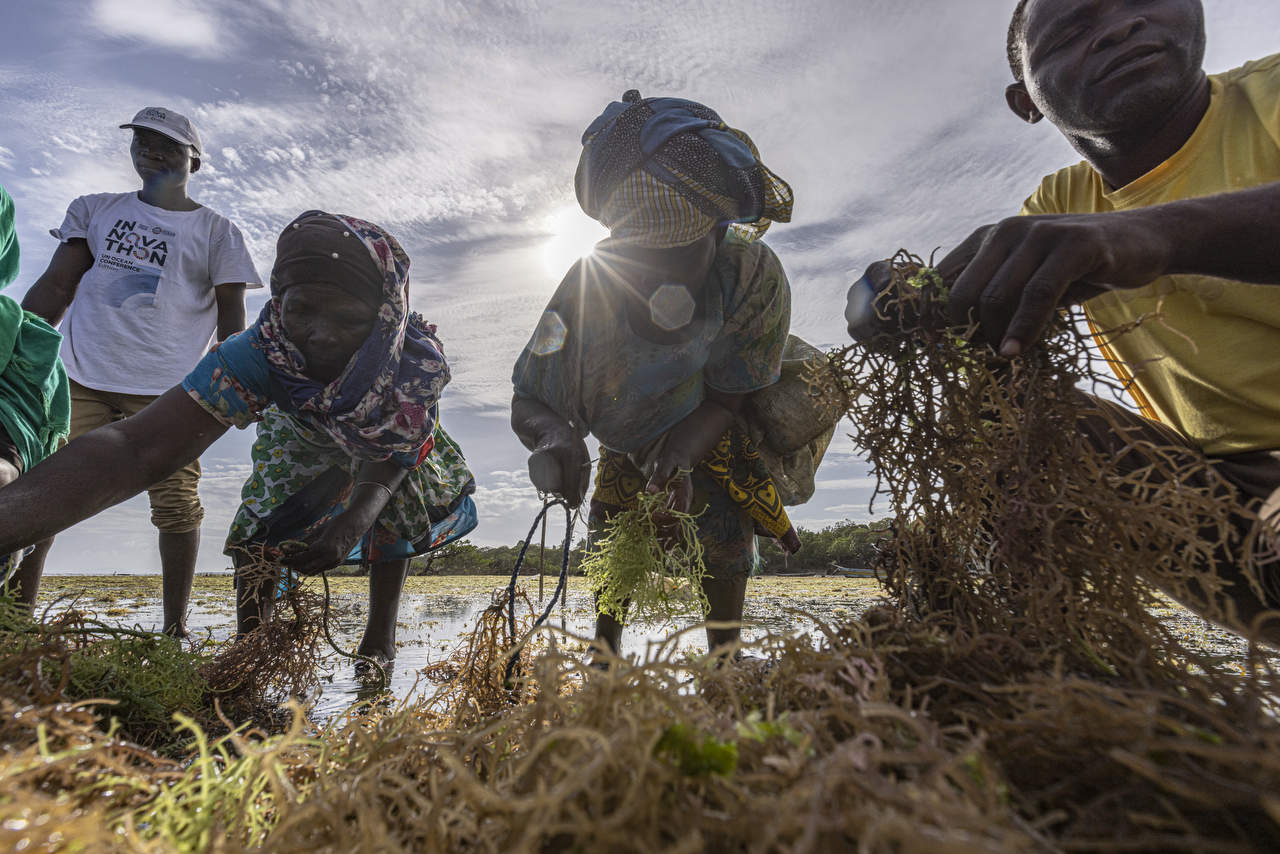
[4,252,1280,851]
[811,251,1280,849]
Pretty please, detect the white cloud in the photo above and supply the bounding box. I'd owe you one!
[822,504,877,517]
[814,476,877,491]
[90,0,223,55]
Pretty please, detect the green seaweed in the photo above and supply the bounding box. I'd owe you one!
[582,489,708,623]
[654,722,739,777]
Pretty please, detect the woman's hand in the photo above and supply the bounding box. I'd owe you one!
[644,393,743,513]
[283,461,407,576]
[512,395,591,507]
[527,433,592,508]
[645,446,696,513]
[282,513,367,576]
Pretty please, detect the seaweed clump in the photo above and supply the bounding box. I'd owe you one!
[812,250,1280,848]
[582,489,708,623]
[0,595,205,753]
[197,559,326,726]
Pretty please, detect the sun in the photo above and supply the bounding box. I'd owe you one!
[541,204,609,277]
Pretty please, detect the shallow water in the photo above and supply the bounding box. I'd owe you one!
[36,573,883,719]
[35,573,1258,718]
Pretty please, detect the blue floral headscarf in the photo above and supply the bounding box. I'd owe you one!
[255,211,450,464]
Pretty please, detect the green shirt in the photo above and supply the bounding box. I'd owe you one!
[0,187,18,289]
[0,184,70,469]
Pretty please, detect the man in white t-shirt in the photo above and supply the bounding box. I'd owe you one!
[15,107,261,636]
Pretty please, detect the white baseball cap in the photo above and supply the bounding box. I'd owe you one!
[120,107,203,157]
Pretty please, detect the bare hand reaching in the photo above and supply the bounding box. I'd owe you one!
[938,211,1174,356]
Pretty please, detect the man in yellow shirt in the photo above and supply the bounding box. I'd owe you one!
[848,0,1280,636]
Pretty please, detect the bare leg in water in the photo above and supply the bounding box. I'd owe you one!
[591,462,756,661]
[358,558,411,662]
[8,536,48,607]
[233,550,278,637]
[158,530,199,638]
[13,529,198,638]
[0,454,22,594]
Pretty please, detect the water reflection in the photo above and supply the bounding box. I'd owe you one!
[83,589,768,719]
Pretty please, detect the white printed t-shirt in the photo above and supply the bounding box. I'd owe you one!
[52,192,262,395]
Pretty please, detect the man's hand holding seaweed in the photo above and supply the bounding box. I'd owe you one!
[850,183,1280,356]
[937,212,1175,357]
[846,214,1166,353]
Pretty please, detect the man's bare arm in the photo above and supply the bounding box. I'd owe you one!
[214,283,248,341]
[941,181,1280,356]
[21,239,93,325]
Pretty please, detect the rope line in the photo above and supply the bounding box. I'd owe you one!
[505,499,575,682]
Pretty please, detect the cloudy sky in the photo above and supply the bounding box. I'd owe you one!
[0,0,1276,573]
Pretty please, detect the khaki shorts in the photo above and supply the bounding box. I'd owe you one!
[68,379,204,533]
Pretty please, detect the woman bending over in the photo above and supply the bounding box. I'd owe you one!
[0,211,475,667]
[513,92,800,657]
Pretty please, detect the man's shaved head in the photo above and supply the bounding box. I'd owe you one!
[1007,0,1032,81]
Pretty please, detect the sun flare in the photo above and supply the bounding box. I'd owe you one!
[541,204,609,277]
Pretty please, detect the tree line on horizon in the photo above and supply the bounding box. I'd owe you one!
[329,518,893,578]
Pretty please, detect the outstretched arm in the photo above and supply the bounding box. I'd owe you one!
[940,181,1280,356]
[21,239,93,325]
[0,388,228,553]
[282,458,411,575]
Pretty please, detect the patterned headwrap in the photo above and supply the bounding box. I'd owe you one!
[575,90,793,248]
[271,212,384,313]
[255,210,450,464]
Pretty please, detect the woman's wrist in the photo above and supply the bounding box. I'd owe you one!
[668,399,736,465]
[346,465,407,526]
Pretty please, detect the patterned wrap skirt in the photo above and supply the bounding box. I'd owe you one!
[226,405,476,565]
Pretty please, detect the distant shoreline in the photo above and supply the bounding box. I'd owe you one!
[43,570,234,577]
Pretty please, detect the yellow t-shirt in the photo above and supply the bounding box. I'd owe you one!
[1021,54,1280,456]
